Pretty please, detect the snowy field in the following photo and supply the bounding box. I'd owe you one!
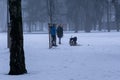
[0,32,120,80]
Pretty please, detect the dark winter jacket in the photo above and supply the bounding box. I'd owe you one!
[57,26,63,38]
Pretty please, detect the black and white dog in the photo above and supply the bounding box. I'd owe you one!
[69,36,77,46]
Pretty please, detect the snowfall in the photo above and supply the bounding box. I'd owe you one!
[0,31,120,80]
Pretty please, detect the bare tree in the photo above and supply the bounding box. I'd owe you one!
[106,0,111,32]
[8,0,27,75]
[112,0,120,31]
[47,0,56,48]
[47,0,56,24]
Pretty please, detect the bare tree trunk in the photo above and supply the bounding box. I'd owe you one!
[112,0,120,32]
[47,0,55,48]
[47,0,55,24]
[8,0,27,75]
[107,1,111,32]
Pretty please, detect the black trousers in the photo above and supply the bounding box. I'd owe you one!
[51,35,56,45]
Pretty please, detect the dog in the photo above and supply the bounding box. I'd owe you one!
[69,36,77,46]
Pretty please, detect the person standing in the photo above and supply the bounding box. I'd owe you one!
[57,24,63,44]
[50,24,57,46]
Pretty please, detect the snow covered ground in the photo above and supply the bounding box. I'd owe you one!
[0,32,120,80]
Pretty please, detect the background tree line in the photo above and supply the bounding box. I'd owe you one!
[0,0,120,32]
[22,0,120,32]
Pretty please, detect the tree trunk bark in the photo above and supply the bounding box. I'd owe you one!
[107,2,111,32]
[8,0,27,75]
[112,0,120,32]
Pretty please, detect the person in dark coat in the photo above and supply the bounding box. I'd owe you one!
[57,24,63,44]
[50,24,57,46]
